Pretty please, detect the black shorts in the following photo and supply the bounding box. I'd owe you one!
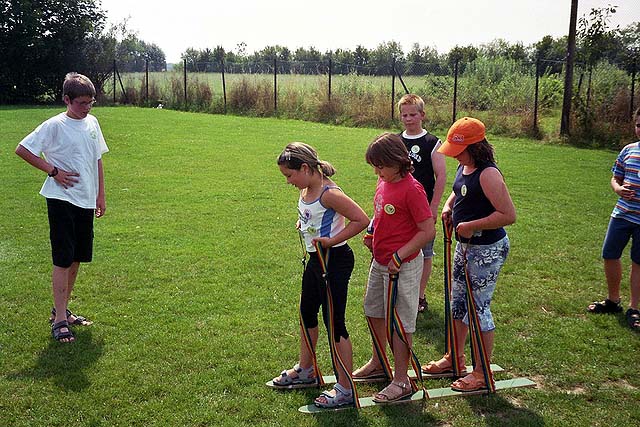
[47,198,94,268]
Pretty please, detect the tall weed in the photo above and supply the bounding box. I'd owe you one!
[570,62,635,148]
[106,58,633,144]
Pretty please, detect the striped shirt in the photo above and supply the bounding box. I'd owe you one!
[611,142,640,224]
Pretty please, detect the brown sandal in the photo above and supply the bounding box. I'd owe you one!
[372,381,412,403]
[450,372,493,392]
[422,356,467,376]
[352,363,386,380]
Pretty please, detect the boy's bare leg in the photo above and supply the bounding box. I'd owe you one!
[630,261,640,309]
[52,265,70,323]
[51,265,73,342]
[65,262,80,301]
[604,258,622,303]
[50,262,80,322]
[64,262,86,323]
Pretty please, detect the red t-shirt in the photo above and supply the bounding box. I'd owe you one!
[372,174,432,265]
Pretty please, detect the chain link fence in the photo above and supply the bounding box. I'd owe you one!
[101,56,638,144]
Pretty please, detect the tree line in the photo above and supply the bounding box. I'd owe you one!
[179,15,638,77]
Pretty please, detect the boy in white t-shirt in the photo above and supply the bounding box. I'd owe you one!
[15,72,108,343]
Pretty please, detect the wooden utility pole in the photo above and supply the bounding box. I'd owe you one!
[560,0,579,136]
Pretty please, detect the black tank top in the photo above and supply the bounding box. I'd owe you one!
[452,162,506,244]
[400,132,439,203]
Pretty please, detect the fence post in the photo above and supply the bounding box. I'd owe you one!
[452,58,459,124]
[183,59,187,107]
[560,0,578,136]
[114,63,127,104]
[145,59,149,104]
[631,58,637,118]
[113,60,116,104]
[274,57,278,114]
[394,63,409,94]
[221,57,227,114]
[586,67,592,112]
[391,57,396,121]
[328,58,332,102]
[533,57,540,134]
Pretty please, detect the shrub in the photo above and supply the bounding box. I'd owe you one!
[570,61,635,148]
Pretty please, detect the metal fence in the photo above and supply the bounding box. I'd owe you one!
[102,57,638,139]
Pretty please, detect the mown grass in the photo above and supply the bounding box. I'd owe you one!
[1,106,639,426]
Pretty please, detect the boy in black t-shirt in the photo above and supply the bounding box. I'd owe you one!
[398,94,446,313]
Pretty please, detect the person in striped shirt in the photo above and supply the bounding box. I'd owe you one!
[588,108,640,331]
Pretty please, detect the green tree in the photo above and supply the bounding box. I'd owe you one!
[0,0,106,103]
[181,48,200,71]
[446,45,478,73]
[293,47,322,74]
[353,45,370,71]
[576,4,619,67]
[144,43,166,71]
[405,43,443,75]
[370,41,404,75]
[533,35,568,74]
[615,22,640,72]
[329,48,355,74]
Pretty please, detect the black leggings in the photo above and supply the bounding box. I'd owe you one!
[300,244,354,342]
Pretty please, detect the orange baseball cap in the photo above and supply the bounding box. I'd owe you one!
[438,117,486,157]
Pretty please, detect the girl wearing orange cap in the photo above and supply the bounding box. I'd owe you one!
[422,117,516,392]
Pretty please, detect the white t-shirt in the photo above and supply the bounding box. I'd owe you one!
[20,112,109,209]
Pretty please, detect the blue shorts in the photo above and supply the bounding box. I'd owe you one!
[422,238,435,259]
[451,236,509,332]
[602,217,640,264]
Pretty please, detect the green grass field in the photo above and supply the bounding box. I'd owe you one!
[1,106,639,426]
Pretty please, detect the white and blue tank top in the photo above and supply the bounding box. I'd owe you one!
[298,186,346,252]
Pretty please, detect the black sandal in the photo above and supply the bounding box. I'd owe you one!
[418,297,428,313]
[587,299,622,314]
[50,307,93,326]
[51,320,75,343]
[66,309,92,326]
[626,308,640,331]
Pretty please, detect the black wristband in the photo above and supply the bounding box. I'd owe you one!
[48,166,58,177]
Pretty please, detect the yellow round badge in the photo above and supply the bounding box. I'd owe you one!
[384,204,396,215]
[461,185,467,197]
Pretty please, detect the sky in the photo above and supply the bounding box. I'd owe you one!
[100,0,640,63]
